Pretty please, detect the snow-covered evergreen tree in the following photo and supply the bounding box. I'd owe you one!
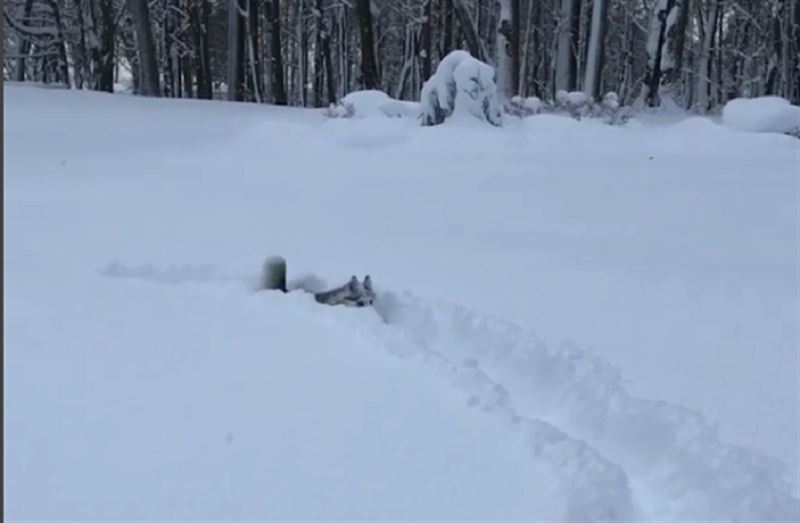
[420,50,502,127]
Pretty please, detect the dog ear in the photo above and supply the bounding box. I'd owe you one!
[363,275,373,291]
[348,275,359,291]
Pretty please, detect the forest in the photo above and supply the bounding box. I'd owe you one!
[4,0,799,111]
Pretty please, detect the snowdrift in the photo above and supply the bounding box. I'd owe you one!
[722,96,800,135]
[326,89,419,119]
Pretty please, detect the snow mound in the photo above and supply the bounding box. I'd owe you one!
[326,90,419,119]
[722,96,800,136]
[420,50,502,127]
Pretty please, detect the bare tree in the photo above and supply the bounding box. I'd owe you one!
[495,0,513,99]
[554,0,580,94]
[420,0,433,80]
[11,0,35,81]
[227,0,245,101]
[693,0,719,111]
[269,0,288,105]
[189,0,212,99]
[354,0,380,89]
[441,0,454,58]
[452,0,487,62]
[511,0,520,94]
[641,0,683,107]
[4,0,795,108]
[583,0,608,100]
[130,0,160,96]
[92,0,116,92]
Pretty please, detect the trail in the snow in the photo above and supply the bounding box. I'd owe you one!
[370,291,800,521]
[102,262,800,521]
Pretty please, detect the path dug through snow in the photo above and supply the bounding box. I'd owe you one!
[4,269,561,520]
[41,261,798,521]
[5,84,800,520]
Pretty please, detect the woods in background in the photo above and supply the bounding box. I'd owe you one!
[4,0,799,111]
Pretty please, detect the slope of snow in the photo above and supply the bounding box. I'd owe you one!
[4,84,799,521]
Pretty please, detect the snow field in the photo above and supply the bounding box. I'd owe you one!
[4,83,799,520]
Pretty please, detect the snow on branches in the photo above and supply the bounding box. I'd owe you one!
[419,50,503,127]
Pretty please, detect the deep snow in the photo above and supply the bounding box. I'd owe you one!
[4,83,800,521]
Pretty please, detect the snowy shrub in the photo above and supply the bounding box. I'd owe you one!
[325,90,419,119]
[596,92,633,125]
[420,50,503,127]
[554,91,593,119]
[722,97,800,137]
[509,95,525,112]
[567,91,589,107]
[602,92,620,111]
[524,96,543,114]
[508,95,543,117]
[555,90,570,107]
[517,90,630,125]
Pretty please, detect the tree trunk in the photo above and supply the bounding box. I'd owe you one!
[495,0,513,99]
[296,0,308,105]
[269,0,288,105]
[452,0,487,61]
[313,0,325,106]
[511,0,520,94]
[441,0,453,58]
[663,0,690,100]
[641,0,680,107]
[130,0,160,96]
[765,1,783,95]
[74,0,92,88]
[191,0,213,99]
[44,0,71,87]
[583,0,608,100]
[163,1,175,97]
[13,0,35,82]
[354,0,380,89]
[529,0,541,96]
[694,0,719,111]
[247,0,263,102]
[335,4,349,97]
[420,0,433,80]
[554,0,580,94]
[322,19,336,103]
[792,0,800,103]
[182,55,194,98]
[228,0,246,101]
[96,0,115,92]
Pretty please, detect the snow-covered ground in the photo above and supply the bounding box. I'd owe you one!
[4,83,799,521]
